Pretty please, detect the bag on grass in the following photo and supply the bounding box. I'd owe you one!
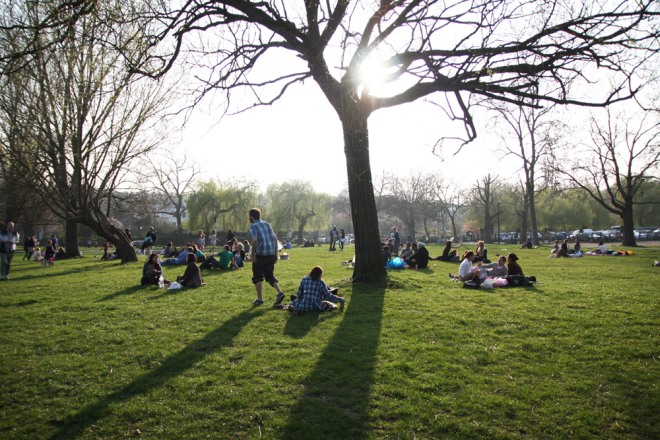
[168,281,182,290]
[387,257,407,269]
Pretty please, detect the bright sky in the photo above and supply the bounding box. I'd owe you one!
[179,80,521,195]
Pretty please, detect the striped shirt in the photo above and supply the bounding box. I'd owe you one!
[249,219,277,256]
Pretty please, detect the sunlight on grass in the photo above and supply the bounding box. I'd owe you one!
[0,244,658,439]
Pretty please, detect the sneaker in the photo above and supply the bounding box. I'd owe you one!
[273,292,285,306]
[252,299,264,306]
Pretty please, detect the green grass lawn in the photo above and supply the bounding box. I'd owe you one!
[1,243,658,439]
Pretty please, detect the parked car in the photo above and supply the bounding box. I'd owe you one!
[549,231,569,240]
[568,229,594,241]
[131,240,144,248]
[634,227,657,240]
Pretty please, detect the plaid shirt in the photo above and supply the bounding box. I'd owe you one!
[292,276,343,312]
[249,219,277,256]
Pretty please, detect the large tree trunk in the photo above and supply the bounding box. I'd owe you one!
[519,192,529,244]
[341,112,387,282]
[621,203,636,246]
[82,208,138,263]
[65,219,81,258]
[527,181,540,245]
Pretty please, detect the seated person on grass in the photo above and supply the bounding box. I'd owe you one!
[232,242,246,269]
[405,242,430,269]
[176,253,204,287]
[382,245,392,266]
[290,266,345,312]
[483,256,508,277]
[201,245,234,270]
[449,250,481,282]
[141,253,168,286]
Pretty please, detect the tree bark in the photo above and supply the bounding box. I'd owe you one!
[65,219,81,258]
[81,208,138,263]
[621,203,636,246]
[341,111,387,282]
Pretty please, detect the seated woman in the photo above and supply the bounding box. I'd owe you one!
[54,247,66,259]
[521,237,533,249]
[290,266,345,312]
[405,242,430,269]
[505,253,537,285]
[435,241,461,262]
[507,253,524,276]
[555,239,570,258]
[594,241,611,255]
[550,240,560,257]
[484,256,508,277]
[572,240,582,254]
[450,250,481,282]
[176,253,204,287]
[161,247,191,266]
[474,241,488,262]
[141,253,165,285]
[232,242,246,269]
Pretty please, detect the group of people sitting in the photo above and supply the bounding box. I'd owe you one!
[550,239,583,258]
[450,251,536,287]
[24,240,66,266]
[142,239,252,288]
[382,240,481,270]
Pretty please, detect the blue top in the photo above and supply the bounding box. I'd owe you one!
[249,219,277,256]
[292,276,344,312]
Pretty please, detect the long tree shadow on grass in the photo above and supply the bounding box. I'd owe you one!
[50,309,265,440]
[280,282,385,439]
[95,285,146,302]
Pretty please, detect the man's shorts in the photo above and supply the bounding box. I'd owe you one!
[251,254,278,285]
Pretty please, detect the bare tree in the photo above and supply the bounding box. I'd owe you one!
[134,0,659,280]
[472,174,502,242]
[385,174,437,241]
[489,101,561,245]
[142,154,200,234]
[0,0,97,75]
[0,1,172,262]
[559,108,659,246]
[434,183,466,243]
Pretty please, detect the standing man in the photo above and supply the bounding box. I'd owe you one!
[249,208,285,306]
[0,222,20,280]
[329,225,338,251]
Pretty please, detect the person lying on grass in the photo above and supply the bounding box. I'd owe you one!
[176,253,204,288]
[289,266,344,312]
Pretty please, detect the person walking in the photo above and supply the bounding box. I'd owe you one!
[248,208,285,306]
[0,222,20,280]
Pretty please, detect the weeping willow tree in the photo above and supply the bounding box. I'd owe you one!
[186,180,258,234]
[266,181,333,244]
